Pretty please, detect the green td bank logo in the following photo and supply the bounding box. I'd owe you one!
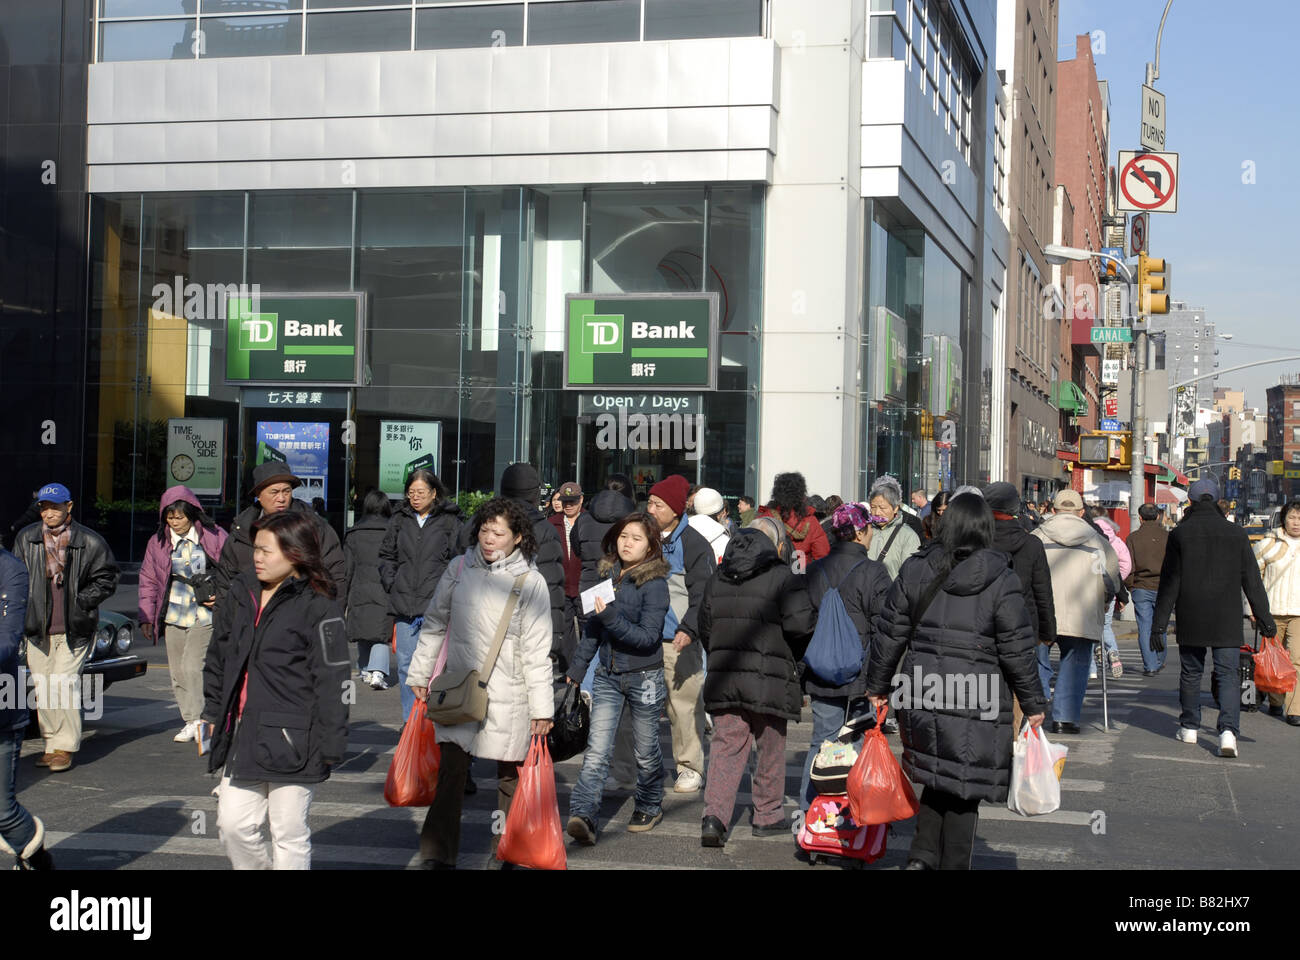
[233,299,279,352]
[581,314,624,353]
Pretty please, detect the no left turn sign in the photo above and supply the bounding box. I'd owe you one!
[1117,150,1178,213]
[1130,213,1147,256]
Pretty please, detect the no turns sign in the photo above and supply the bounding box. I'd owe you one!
[1118,150,1178,214]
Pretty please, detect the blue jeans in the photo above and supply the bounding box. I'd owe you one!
[1037,644,1054,698]
[1052,636,1093,725]
[1132,588,1165,672]
[357,640,391,676]
[0,727,36,855]
[394,618,422,723]
[569,664,667,826]
[799,696,861,810]
[1179,646,1240,736]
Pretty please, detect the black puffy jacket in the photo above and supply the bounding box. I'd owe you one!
[864,544,1047,803]
[377,500,463,619]
[698,530,817,722]
[202,571,350,784]
[991,517,1056,645]
[13,520,120,648]
[803,540,892,698]
[576,490,636,594]
[343,516,394,644]
[567,556,670,679]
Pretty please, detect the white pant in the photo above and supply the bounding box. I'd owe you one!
[216,775,315,870]
[26,633,92,753]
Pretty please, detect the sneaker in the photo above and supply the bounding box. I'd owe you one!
[368,672,389,690]
[13,817,53,871]
[1219,730,1238,758]
[174,720,197,743]
[47,750,73,773]
[1108,650,1123,679]
[627,810,663,833]
[566,815,597,846]
[673,769,703,794]
[882,717,899,735]
[1175,727,1198,744]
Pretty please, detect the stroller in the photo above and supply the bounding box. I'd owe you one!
[798,697,888,867]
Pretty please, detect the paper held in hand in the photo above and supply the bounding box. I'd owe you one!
[580,579,616,615]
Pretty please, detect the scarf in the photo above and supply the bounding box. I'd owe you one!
[43,518,72,586]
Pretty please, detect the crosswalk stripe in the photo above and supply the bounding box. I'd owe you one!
[46,830,422,866]
[1130,752,1263,768]
[977,807,1095,826]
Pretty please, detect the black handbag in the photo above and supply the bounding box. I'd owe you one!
[173,543,217,604]
[548,682,590,763]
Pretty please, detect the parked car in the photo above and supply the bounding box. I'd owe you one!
[20,610,148,731]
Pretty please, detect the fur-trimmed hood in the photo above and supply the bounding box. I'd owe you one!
[597,555,670,586]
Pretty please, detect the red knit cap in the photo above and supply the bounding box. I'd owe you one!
[649,475,691,517]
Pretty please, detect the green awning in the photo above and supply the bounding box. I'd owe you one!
[1058,380,1089,416]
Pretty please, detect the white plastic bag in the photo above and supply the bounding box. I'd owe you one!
[1008,725,1068,816]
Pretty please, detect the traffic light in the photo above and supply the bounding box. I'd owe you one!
[1137,253,1169,315]
[1229,466,1241,481]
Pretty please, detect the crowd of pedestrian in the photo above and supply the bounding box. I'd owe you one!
[1,455,1285,872]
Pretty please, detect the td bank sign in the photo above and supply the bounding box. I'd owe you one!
[225,293,365,386]
[566,293,718,390]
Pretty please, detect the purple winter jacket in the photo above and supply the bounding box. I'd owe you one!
[137,485,228,634]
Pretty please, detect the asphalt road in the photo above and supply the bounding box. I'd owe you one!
[13,585,1299,870]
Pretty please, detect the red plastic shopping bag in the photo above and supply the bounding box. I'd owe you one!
[496,736,567,870]
[384,702,441,807]
[846,706,919,825]
[1254,636,1298,695]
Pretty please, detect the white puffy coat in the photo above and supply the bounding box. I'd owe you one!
[1256,530,1300,617]
[407,546,554,762]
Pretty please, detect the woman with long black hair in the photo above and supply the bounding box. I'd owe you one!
[201,511,350,870]
[137,485,228,744]
[865,493,1047,870]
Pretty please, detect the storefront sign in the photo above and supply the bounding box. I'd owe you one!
[225,293,365,386]
[242,388,349,409]
[378,421,442,497]
[1101,359,1121,385]
[564,293,718,390]
[165,419,224,496]
[927,335,963,415]
[577,393,702,416]
[256,422,329,503]
[872,306,908,403]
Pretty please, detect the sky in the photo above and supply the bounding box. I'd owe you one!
[1058,0,1300,409]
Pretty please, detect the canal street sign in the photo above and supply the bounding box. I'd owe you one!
[1090,326,1134,344]
[565,293,719,390]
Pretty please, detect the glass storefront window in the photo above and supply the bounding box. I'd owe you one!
[200,15,304,58]
[99,19,196,62]
[100,0,196,17]
[526,0,641,46]
[643,0,762,41]
[203,0,302,11]
[305,10,412,54]
[416,5,524,49]
[87,183,762,561]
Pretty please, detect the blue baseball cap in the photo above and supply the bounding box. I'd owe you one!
[36,483,73,504]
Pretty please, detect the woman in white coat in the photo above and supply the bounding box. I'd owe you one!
[1256,500,1300,724]
[407,497,554,868]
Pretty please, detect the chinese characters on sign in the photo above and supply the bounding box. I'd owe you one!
[256,421,330,504]
[378,421,442,497]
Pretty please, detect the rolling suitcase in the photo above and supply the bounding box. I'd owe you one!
[797,794,887,867]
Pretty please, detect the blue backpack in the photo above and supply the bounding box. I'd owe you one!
[802,561,867,687]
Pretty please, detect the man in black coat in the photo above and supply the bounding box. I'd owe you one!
[1154,477,1276,758]
[213,464,346,635]
[986,483,1056,713]
[12,482,120,772]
